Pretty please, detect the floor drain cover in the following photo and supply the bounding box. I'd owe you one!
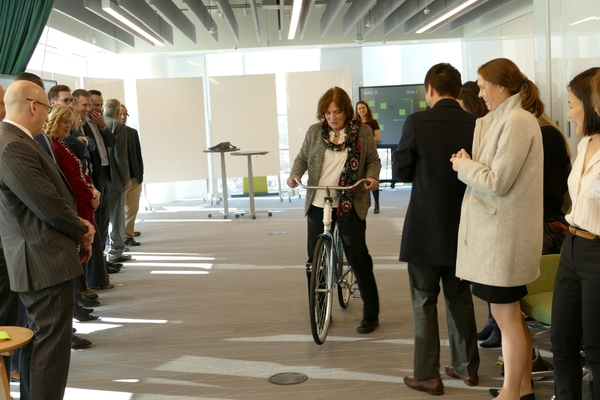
[268,372,308,385]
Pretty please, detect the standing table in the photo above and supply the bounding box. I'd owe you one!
[204,148,240,219]
[0,326,33,400]
[231,151,273,219]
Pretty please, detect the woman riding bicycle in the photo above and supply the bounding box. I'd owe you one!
[286,86,382,334]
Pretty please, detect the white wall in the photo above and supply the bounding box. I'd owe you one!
[32,0,596,202]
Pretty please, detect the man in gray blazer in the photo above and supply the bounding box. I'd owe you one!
[104,98,132,263]
[393,63,479,395]
[0,81,95,400]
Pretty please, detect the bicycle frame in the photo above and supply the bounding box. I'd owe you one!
[296,178,364,294]
[295,178,365,344]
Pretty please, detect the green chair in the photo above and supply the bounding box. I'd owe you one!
[520,254,561,326]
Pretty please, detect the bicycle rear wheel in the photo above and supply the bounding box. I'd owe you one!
[309,237,333,345]
[337,240,354,309]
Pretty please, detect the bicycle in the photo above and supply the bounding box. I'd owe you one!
[294,178,366,345]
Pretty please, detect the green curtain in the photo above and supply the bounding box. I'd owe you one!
[0,0,55,75]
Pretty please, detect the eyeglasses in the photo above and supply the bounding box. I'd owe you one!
[56,97,74,104]
[26,98,53,114]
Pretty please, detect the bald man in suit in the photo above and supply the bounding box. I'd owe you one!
[0,81,95,400]
[0,83,19,382]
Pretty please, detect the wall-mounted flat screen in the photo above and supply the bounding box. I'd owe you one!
[0,74,57,96]
[359,84,428,148]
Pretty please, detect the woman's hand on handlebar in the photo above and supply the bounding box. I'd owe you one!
[365,177,379,191]
[287,175,300,188]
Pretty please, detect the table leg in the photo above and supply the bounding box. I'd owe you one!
[220,152,229,218]
[0,356,10,400]
[246,155,256,218]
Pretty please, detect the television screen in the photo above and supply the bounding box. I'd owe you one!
[0,74,57,96]
[359,84,428,148]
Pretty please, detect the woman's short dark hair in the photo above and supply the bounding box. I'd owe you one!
[316,87,354,126]
[478,58,544,118]
[457,81,488,118]
[569,67,600,136]
[354,100,373,122]
[593,69,600,115]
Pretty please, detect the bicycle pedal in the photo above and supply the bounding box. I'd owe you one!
[352,289,362,298]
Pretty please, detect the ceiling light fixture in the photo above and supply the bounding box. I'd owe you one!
[209,25,217,34]
[102,0,164,46]
[287,0,303,40]
[366,9,373,28]
[416,0,479,34]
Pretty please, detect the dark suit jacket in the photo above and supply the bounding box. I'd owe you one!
[105,115,130,191]
[126,126,144,183]
[0,122,86,292]
[83,121,114,187]
[392,99,476,266]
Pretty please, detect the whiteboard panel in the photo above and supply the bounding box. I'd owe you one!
[286,69,353,170]
[82,77,125,105]
[209,74,280,177]
[136,78,208,184]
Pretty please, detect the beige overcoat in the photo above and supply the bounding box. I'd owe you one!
[456,94,543,287]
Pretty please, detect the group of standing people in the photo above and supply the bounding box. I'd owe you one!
[287,58,599,400]
[0,74,145,399]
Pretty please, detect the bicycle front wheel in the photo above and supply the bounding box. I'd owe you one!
[309,237,333,345]
[337,241,354,309]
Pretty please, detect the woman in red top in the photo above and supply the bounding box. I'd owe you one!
[44,105,99,224]
[356,100,381,213]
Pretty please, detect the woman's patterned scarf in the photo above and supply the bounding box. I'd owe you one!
[320,119,361,215]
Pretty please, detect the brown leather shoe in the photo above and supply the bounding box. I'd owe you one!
[445,365,479,386]
[10,370,20,382]
[403,376,443,395]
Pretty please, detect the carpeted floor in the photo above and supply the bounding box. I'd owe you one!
[10,187,563,399]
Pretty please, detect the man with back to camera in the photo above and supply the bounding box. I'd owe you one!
[104,98,132,263]
[392,63,479,395]
[0,80,95,400]
[118,104,145,246]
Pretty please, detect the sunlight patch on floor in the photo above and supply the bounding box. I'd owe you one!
[225,334,366,343]
[155,355,403,384]
[98,317,168,324]
[128,256,215,261]
[374,338,450,347]
[150,271,209,275]
[124,252,206,257]
[72,322,121,334]
[142,219,232,222]
[133,262,212,268]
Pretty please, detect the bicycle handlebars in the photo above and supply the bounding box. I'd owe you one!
[293,178,367,191]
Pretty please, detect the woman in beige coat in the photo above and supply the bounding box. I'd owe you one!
[451,58,545,400]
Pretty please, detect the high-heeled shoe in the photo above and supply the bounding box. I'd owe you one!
[480,325,502,348]
[489,389,535,399]
[477,317,497,340]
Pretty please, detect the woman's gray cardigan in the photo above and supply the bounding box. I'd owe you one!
[290,122,381,220]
